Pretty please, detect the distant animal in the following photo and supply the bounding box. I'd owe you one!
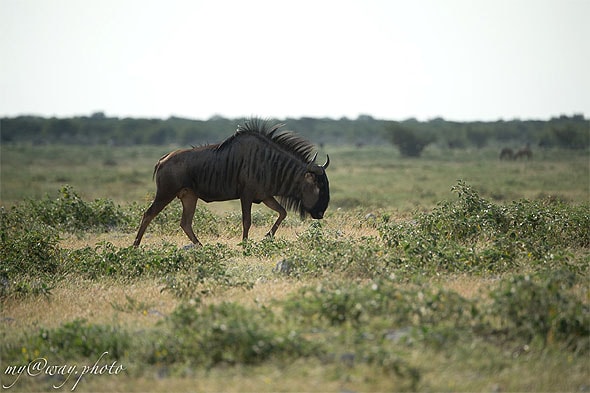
[514,145,532,160]
[499,147,514,160]
[133,119,330,246]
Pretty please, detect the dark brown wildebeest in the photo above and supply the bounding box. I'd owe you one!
[514,145,532,160]
[133,119,330,246]
[499,147,514,160]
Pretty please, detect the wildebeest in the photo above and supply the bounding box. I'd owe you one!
[499,147,514,160]
[514,145,532,160]
[133,119,330,246]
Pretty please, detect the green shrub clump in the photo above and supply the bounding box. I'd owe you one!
[490,271,589,353]
[378,181,590,274]
[26,185,133,232]
[147,302,319,368]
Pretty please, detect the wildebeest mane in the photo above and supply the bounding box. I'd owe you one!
[218,118,316,164]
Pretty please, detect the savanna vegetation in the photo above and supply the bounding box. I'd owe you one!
[0,117,589,392]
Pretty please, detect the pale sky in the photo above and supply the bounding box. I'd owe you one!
[1,0,589,121]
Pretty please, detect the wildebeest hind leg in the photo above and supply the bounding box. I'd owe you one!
[179,189,202,246]
[263,197,287,237]
[133,196,174,246]
[240,197,253,241]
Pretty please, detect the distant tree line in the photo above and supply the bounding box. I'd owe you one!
[386,115,589,157]
[1,112,587,154]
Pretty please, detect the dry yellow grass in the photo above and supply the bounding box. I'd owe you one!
[2,279,176,339]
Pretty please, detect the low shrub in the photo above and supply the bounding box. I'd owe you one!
[280,222,397,279]
[147,302,319,368]
[281,280,474,331]
[5,185,222,237]
[63,241,233,281]
[0,206,61,298]
[26,185,133,232]
[0,207,61,276]
[282,275,588,354]
[240,236,292,259]
[4,319,130,365]
[378,181,590,274]
[489,270,589,353]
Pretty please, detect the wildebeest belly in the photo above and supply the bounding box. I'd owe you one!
[191,183,240,203]
[193,183,267,203]
[198,193,239,203]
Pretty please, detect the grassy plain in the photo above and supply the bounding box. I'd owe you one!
[2,144,588,209]
[1,143,589,392]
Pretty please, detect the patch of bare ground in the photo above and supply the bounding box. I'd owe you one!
[432,274,500,299]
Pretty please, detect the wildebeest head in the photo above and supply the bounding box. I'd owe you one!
[301,154,330,219]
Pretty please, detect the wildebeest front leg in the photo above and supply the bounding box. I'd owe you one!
[263,197,287,237]
[179,189,202,246]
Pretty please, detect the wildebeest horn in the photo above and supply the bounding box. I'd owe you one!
[307,154,329,174]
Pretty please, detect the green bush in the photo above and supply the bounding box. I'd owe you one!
[0,206,61,298]
[240,236,292,258]
[6,185,222,237]
[489,271,589,352]
[0,207,61,276]
[4,319,130,365]
[281,276,588,354]
[282,280,474,332]
[64,241,232,281]
[27,185,133,232]
[147,302,319,368]
[280,222,397,279]
[378,181,590,274]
